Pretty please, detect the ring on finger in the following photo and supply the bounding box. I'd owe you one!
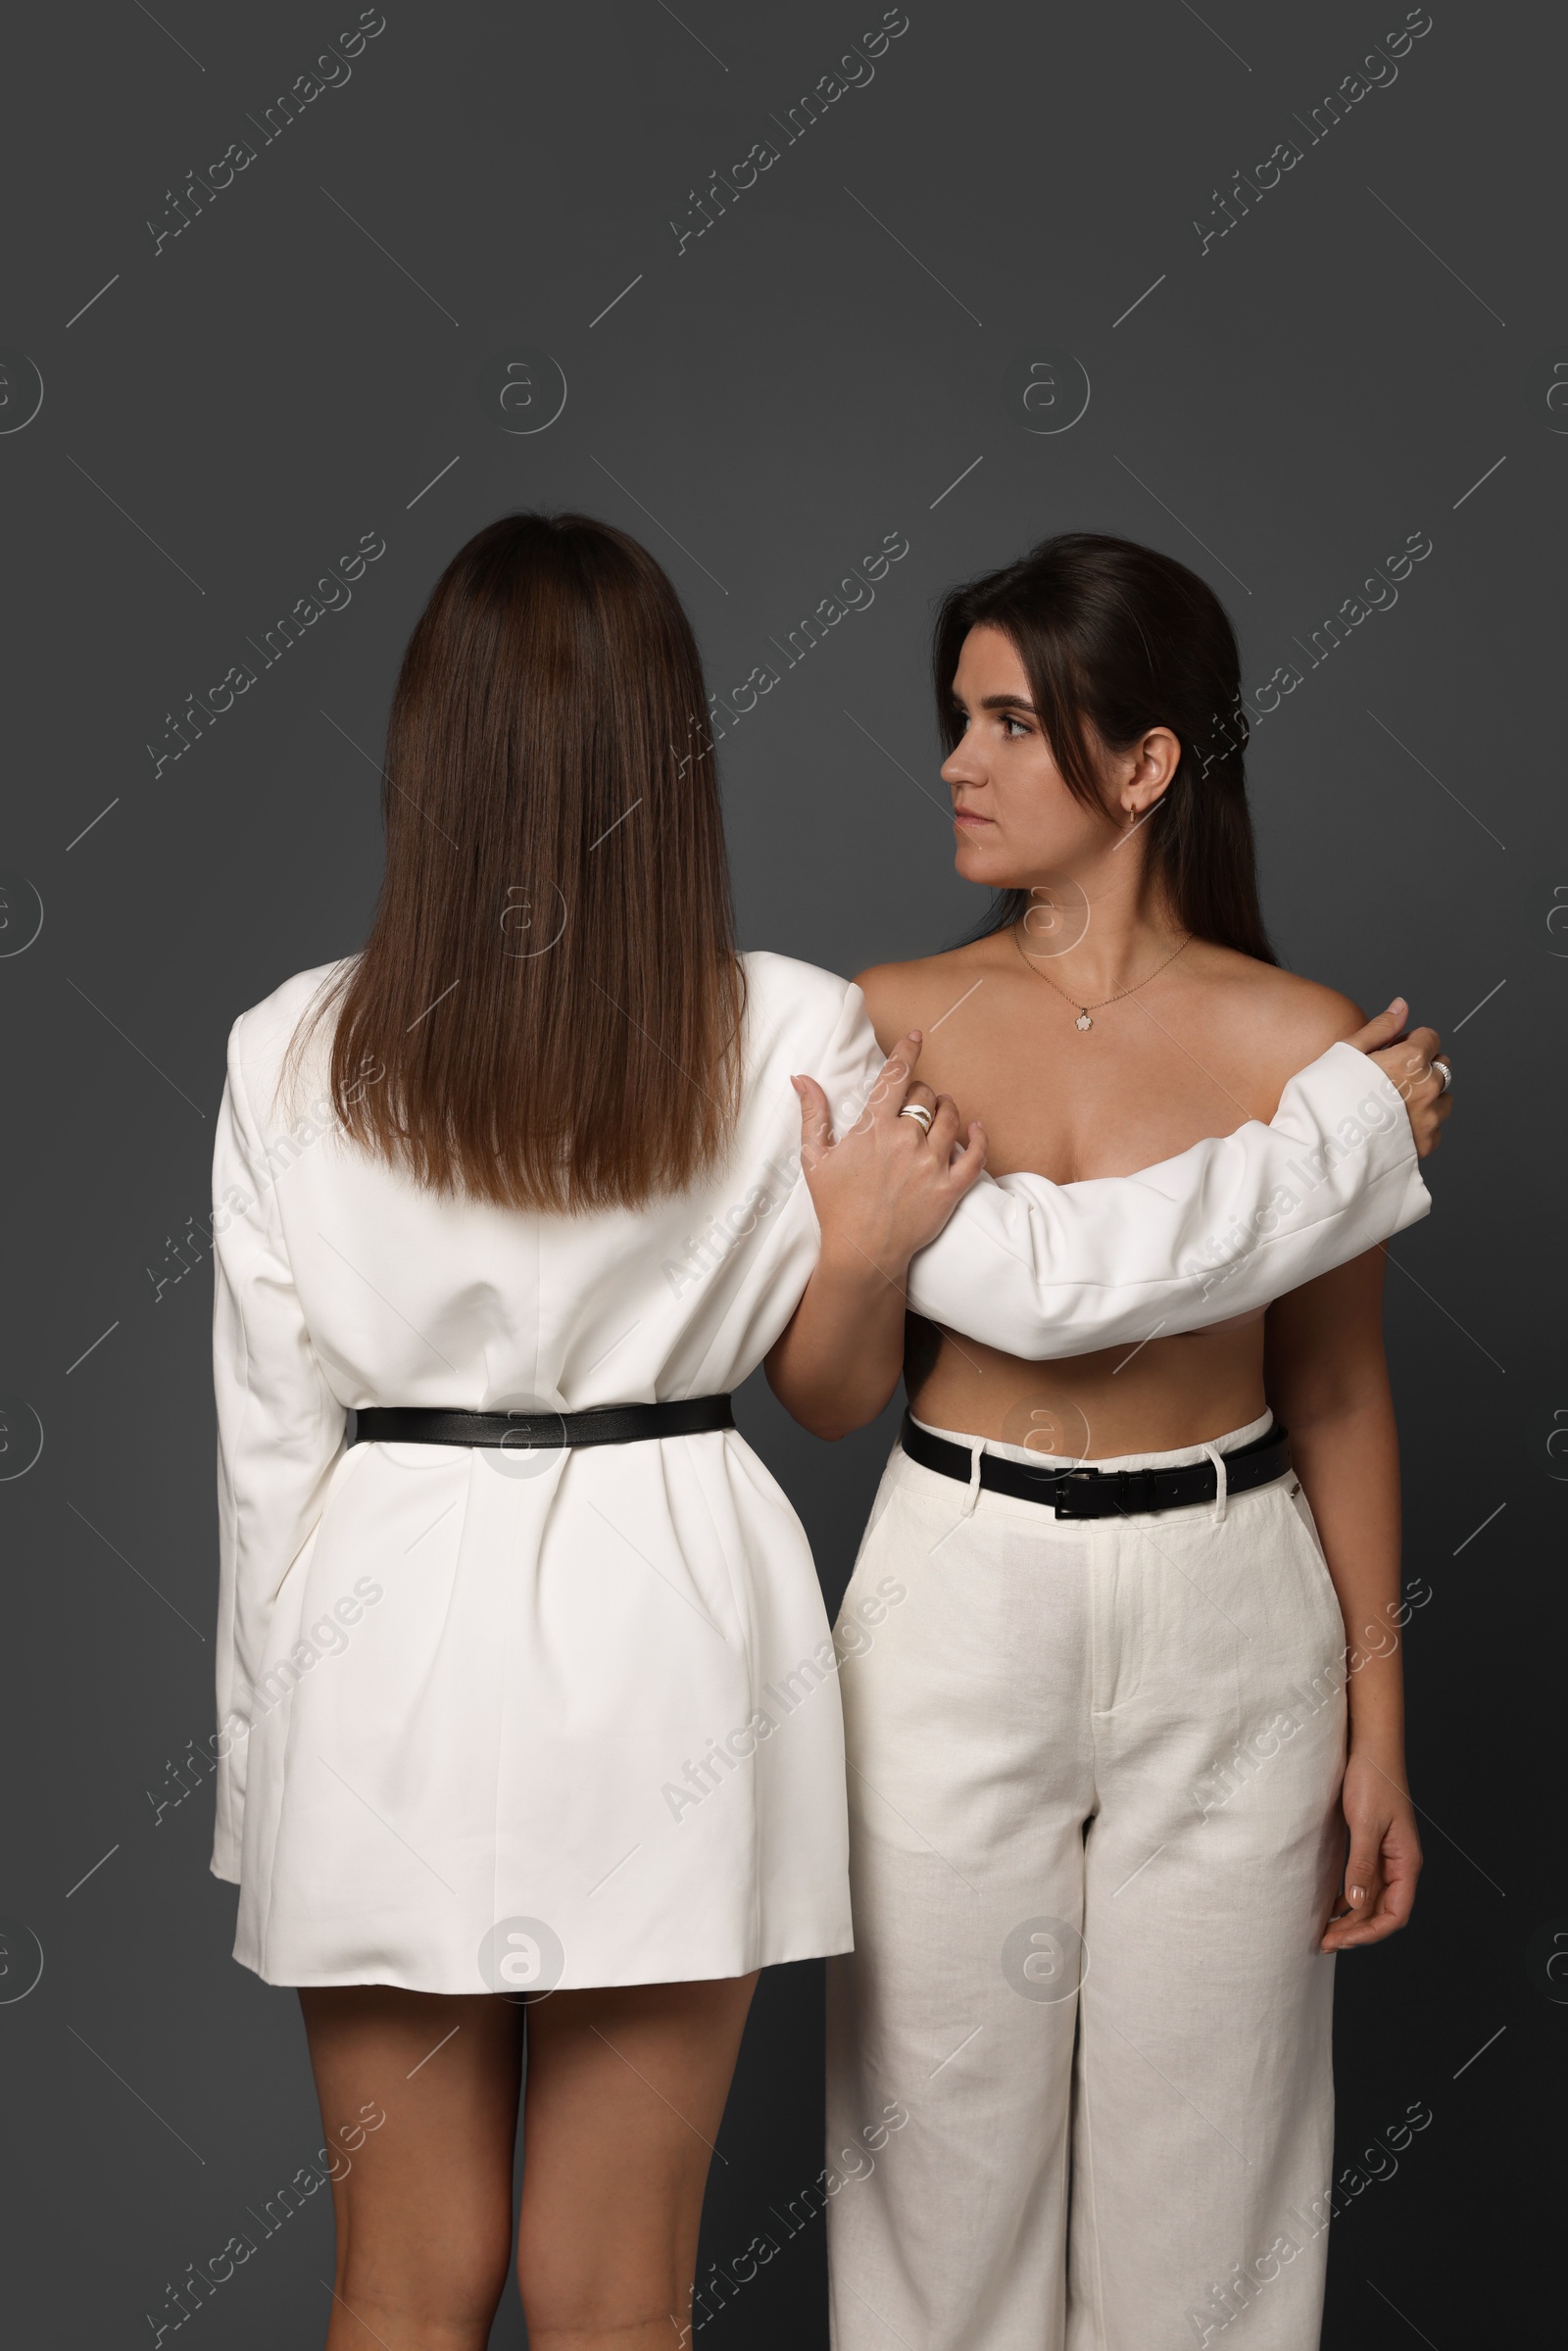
[1432,1056,1452,1095]
[898,1102,934,1135]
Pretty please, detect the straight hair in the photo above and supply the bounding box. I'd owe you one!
[296,512,744,1211]
[934,532,1276,962]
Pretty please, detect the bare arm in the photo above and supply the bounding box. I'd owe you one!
[765,1034,985,1440]
[1264,1248,1423,1951]
[764,1247,906,1445]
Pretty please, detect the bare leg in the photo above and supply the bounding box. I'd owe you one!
[516,1972,759,2351]
[299,1984,523,2350]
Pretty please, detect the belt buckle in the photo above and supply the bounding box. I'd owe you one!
[1051,1466,1101,1520]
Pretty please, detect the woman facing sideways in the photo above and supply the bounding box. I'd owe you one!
[768,534,1451,2351]
[210,514,1447,2350]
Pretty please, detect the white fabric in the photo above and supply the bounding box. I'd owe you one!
[826,1419,1347,2351]
[210,954,1425,1991]
[906,1043,1430,1358]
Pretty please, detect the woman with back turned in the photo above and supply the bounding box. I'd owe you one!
[768,533,1450,2351]
[210,514,1447,2346]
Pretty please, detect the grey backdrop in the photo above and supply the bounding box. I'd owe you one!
[1,2,1559,2343]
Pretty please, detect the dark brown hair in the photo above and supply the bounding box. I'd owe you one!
[935,531,1276,962]
[299,512,744,1211]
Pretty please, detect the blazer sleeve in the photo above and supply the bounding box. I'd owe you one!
[813,985,1432,1363]
[210,1018,348,1881]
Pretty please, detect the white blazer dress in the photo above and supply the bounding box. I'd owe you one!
[211,951,1429,1992]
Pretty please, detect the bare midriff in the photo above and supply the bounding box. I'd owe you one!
[907,1312,1268,1462]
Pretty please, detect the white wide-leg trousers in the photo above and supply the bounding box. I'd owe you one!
[826,1411,1348,2351]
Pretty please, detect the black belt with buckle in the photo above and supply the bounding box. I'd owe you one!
[353,1396,734,1450]
[899,1410,1291,1520]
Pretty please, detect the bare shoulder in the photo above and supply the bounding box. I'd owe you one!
[1186,941,1364,1079]
[854,939,999,1053]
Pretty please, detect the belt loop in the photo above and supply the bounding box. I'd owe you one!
[1201,1441,1229,1526]
[961,1438,985,1518]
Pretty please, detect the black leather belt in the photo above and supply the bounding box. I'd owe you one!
[899,1410,1291,1520]
[353,1396,734,1450]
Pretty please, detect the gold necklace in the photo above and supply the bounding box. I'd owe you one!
[1010,922,1193,1031]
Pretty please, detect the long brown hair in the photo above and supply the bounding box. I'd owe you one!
[299,512,744,1211]
[935,532,1276,962]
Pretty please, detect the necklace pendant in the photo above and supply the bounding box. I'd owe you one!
[1075,1010,1093,1031]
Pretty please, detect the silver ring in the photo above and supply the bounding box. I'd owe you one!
[898,1102,934,1134]
[1433,1057,1452,1095]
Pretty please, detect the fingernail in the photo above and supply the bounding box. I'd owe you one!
[1348,1886,1365,1902]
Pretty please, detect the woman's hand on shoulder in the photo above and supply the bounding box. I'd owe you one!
[1239,963,1452,1161]
[1345,999,1452,1159]
[792,1031,986,1285]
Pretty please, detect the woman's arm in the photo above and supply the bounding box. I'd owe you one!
[905,1012,1445,1362]
[769,985,1450,1438]
[1264,1249,1423,1951]
[211,1017,349,1879]
[765,1034,985,1440]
